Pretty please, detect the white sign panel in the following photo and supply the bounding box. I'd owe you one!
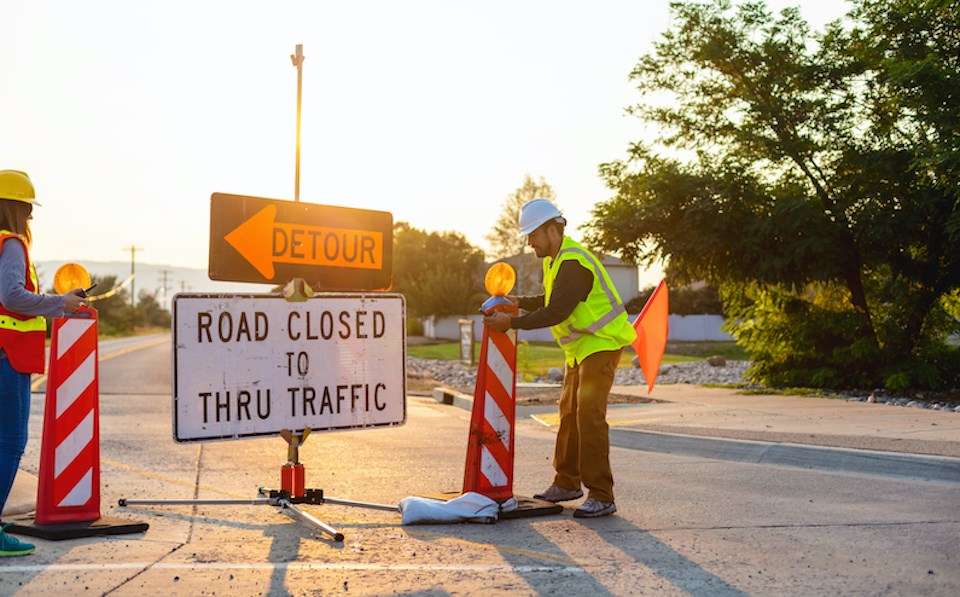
[173,293,406,442]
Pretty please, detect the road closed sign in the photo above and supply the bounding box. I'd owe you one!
[208,193,393,290]
[173,293,406,442]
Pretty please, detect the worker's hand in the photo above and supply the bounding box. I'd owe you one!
[482,311,512,332]
[63,288,86,313]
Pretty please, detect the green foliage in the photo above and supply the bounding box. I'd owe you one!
[137,290,171,328]
[584,0,960,390]
[516,340,533,381]
[86,275,132,336]
[485,174,557,259]
[406,317,424,337]
[625,283,723,315]
[392,222,487,319]
[79,274,170,336]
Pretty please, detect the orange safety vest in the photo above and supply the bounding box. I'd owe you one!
[0,230,47,374]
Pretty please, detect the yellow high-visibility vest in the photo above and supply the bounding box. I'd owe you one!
[543,236,636,366]
[0,230,47,373]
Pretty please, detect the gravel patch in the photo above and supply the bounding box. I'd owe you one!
[407,357,960,413]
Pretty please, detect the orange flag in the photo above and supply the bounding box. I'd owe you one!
[631,280,669,394]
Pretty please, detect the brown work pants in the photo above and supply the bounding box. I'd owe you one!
[552,349,621,503]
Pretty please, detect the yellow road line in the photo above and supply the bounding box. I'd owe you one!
[101,457,251,500]
[530,413,560,427]
[30,336,169,391]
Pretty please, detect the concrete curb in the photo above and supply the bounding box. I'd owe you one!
[609,428,960,485]
[431,388,474,411]
[429,386,960,485]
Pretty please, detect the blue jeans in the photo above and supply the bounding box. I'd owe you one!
[0,355,31,521]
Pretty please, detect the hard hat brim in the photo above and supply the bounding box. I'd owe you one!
[0,196,41,207]
[518,216,564,238]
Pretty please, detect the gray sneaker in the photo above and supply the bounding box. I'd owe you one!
[573,498,617,518]
[533,484,584,503]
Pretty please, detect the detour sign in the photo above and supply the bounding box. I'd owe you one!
[209,193,393,290]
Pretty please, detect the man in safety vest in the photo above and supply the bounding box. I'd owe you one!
[483,198,636,518]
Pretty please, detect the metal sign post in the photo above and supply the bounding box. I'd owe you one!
[290,44,304,202]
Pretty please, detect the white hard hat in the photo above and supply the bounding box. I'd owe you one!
[518,198,565,237]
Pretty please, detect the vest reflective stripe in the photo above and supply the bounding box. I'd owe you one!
[0,230,47,374]
[543,237,636,365]
[559,302,626,345]
[0,313,47,332]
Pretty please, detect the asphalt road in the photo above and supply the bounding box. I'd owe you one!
[4,333,959,596]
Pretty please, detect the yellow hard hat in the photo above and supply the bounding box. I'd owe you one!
[0,170,41,206]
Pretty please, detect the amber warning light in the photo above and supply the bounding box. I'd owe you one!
[53,263,92,295]
[481,262,516,314]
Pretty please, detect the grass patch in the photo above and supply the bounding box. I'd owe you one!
[409,340,744,380]
[664,341,749,360]
[736,387,834,397]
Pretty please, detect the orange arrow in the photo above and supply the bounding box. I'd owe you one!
[224,205,384,279]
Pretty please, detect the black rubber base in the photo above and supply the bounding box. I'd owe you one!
[419,492,563,519]
[6,516,149,541]
[258,487,325,504]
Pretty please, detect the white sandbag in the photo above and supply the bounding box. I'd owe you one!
[399,492,499,525]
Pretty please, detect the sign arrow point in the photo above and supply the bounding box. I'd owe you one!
[225,205,277,279]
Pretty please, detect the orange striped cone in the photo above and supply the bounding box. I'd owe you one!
[462,299,518,503]
[35,306,102,524]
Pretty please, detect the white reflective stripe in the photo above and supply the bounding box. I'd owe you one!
[57,319,95,359]
[487,338,514,393]
[57,467,93,508]
[558,247,620,308]
[480,446,508,487]
[55,410,94,477]
[484,391,510,451]
[55,351,96,417]
[558,305,627,346]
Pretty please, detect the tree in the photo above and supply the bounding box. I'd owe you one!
[485,174,558,259]
[84,274,134,336]
[392,222,487,320]
[138,290,171,328]
[584,0,960,390]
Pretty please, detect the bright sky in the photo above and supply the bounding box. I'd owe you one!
[2,0,849,280]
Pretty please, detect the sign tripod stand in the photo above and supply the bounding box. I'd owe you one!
[120,278,401,542]
[119,428,399,542]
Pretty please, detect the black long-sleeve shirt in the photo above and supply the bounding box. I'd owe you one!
[510,260,593,330]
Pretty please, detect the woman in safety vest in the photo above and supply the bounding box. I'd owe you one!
[483,198,636,519]
[0,170,85,556]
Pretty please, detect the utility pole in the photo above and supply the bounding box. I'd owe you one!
[159,269,172,311]
[290,44,304,202]
[123,245,143,308]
